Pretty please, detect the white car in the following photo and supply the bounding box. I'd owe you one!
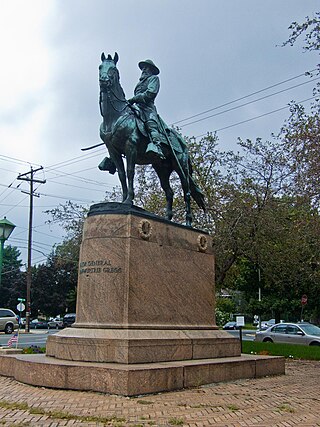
[255,322,320,346]
[47,318,63,329]
[0,308,19,334]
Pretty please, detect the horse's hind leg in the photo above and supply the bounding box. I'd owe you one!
[153,163,173,221]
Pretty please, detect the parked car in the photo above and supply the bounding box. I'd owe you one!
[47,318,64,329]
[63,313,76,328]
[0,308,19,334]
[223,321,240,330]
[255,322,320,346]
[30,319,49,329]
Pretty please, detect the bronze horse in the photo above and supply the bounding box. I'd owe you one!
[97,52,205,226]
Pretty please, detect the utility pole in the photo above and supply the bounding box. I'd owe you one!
[17,166,46,333]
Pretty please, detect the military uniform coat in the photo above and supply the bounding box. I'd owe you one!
[132,75,160,122]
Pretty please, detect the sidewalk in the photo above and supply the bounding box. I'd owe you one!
[0,359,319,426]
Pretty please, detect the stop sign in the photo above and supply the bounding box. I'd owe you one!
[301,295,308,305]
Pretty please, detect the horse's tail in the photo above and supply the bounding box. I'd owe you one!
[189,175,206,212]
[186,158,206,211]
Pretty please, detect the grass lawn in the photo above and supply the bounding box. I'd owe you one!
[242,340,320,360]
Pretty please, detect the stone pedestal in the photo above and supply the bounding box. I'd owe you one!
[47,203,240,364]
[0,203,284,395]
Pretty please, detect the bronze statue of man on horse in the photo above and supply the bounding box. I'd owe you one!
[83,52,205,227]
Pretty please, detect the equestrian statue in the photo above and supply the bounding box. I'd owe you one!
[83,52,205,227]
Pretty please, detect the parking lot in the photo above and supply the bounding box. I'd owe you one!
[0,359,319,426]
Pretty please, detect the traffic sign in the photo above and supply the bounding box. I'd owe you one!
[236,316,245,327]
[18,298,26,302]
[301,295,308,306]
[17,302,25,312]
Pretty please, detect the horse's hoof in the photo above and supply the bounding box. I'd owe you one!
[123,199,133,206]
[186,217,193,227]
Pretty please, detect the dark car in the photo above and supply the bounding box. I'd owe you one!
[30,319,49,329]
[223,321,240,330]
[63,313,76,328]
[255,322,320,346]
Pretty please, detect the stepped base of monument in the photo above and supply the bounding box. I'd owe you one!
[46,327,240,364]
[0,353,285,396]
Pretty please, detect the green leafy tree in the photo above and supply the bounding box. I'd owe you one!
[280,12,320,207]
[283,11,320,55]
[0,245,24,309]
[31,249,78,317]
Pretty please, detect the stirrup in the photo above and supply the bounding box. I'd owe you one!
[146,142,165,159]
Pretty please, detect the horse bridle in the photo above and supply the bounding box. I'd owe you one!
[99,65,128,115]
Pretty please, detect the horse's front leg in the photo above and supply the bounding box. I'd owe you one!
[110,150,128,202]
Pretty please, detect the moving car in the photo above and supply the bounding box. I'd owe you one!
[255,322,320,346]
[63,313,76,328]
[0,308,19,334]
[223,321,240,330]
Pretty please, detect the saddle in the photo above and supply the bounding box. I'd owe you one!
[129,105,185,154]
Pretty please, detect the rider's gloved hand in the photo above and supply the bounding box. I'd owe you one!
[128,97,136,105]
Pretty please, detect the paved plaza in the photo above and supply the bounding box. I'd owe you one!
[0,359,319,426]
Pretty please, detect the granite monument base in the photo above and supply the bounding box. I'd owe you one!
[0,353,285,396]
[47,203,241,364]
[0,204,285,395]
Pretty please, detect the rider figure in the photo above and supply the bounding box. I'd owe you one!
[128,59,165,160]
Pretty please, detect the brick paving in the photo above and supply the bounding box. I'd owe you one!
[0,359,319,426]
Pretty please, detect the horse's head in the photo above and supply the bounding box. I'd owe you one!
[99,52,119,91]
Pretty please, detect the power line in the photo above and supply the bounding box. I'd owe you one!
[36,191,98,204]
[180,77,320,128]
[0,193,28,217]
[172,69,318,126]
[10,237,54,250]
[45,149,105,169]
[0,154,41,168]
[195,95,317,138]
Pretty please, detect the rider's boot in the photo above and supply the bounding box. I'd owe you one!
[145,122,165,160]
[146,137,165,160]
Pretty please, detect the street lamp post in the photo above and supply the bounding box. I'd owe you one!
[0,217,16,288]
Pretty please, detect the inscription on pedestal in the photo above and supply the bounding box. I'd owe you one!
[79,259,122,274]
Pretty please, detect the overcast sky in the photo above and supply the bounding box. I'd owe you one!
[0,0,319,266]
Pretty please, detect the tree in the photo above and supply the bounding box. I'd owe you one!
[31,248,78,317]
[280,12,320,207]
[42,129,320,323]
[0,245,24,309]
[283,11,320,56]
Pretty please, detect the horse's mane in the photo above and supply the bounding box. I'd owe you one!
[112,65,127,102]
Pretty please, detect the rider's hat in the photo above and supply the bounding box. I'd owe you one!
[138,59,160,75]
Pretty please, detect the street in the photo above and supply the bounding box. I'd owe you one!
[0,329,255,350]
[0,330,59,348]
[225,329,256,341]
